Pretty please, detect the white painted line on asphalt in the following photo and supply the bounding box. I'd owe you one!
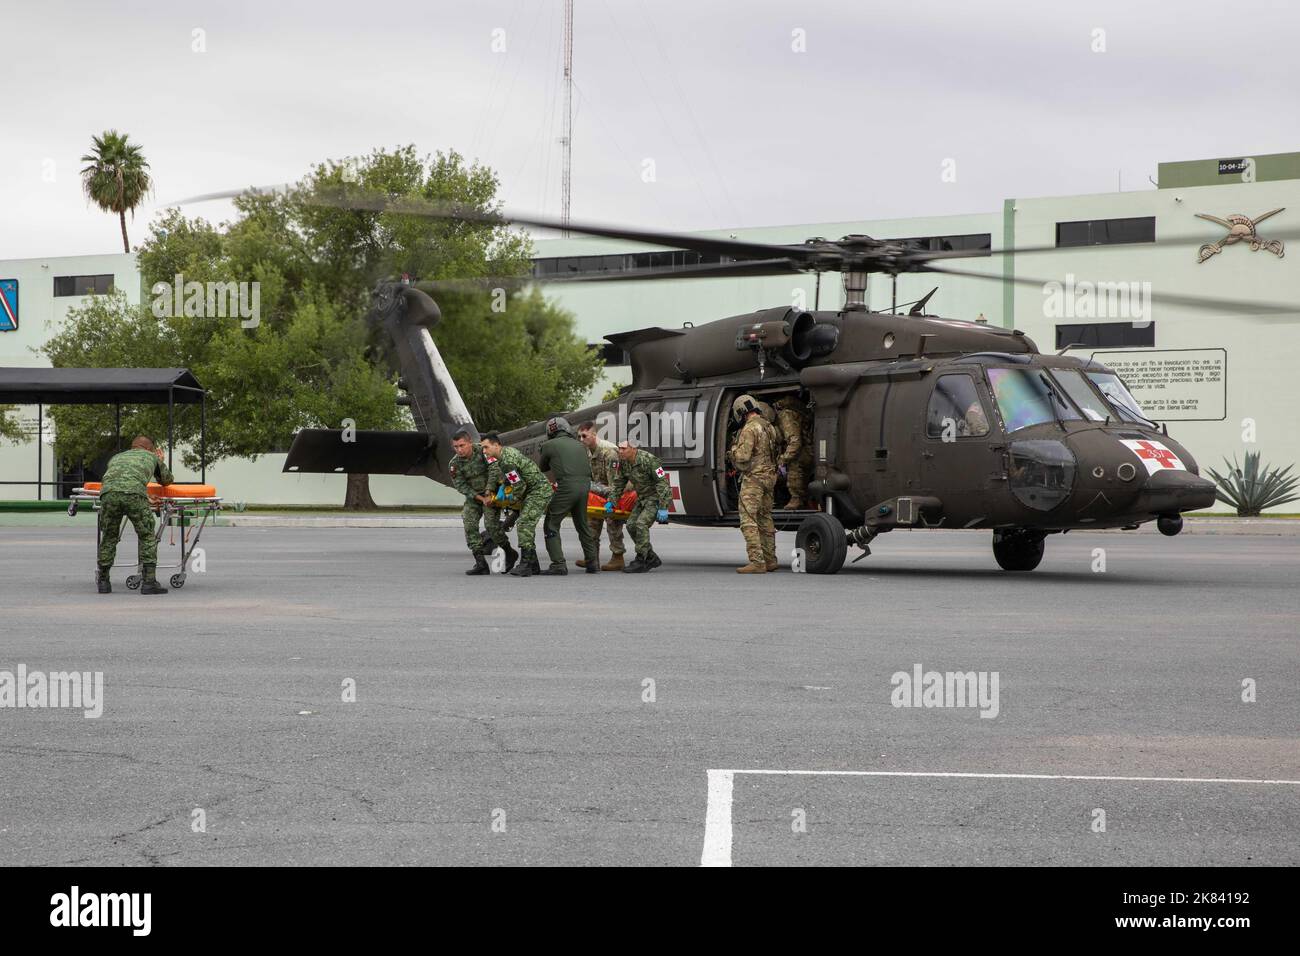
[701,769,734,868]
[700,769,1300,867]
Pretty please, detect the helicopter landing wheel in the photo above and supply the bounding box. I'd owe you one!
[795,512,848,574]
[992,529,1046,571]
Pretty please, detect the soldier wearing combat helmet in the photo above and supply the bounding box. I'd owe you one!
[538,416,598,575]
[729,394,780,573]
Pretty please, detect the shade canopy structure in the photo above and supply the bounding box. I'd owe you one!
[0,367,204,405]
[0,367,208,498]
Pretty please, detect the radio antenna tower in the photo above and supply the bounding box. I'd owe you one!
[561,0,574,236]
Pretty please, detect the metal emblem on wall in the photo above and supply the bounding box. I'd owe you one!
[1195,208,1285,262]
[0,279,17,331]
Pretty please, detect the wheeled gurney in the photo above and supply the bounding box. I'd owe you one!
[68,482,222,589]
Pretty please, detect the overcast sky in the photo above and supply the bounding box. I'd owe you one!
[3,0,1298,260]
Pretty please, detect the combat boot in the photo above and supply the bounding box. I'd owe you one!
[645,550,662,570]
[502,541,519,573]
[736,562,768,574]
[509,549,537,577]
[622,555,649,573]
[785,499,805,510]
[140,564,168,594]
[584,561,600,574]
[96,567,112,594]
[466,552,490,575]
[764,535,778,572]
[576,545,599,569]
[600,553,624,572]
[541,561,568,576]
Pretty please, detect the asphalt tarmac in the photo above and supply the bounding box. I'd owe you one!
[1,523,1296,866]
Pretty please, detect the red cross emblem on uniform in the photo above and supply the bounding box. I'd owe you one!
[505,470,521,484]
[654,466,666,478]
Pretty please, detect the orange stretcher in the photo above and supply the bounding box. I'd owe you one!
[69,482,222,590]
[587,489,637,520]
[80,481,219,499]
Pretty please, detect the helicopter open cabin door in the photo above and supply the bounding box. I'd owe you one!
[920,371,1004,526]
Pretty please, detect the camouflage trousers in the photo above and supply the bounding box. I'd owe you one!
[462,499,509,554]
[98,493,158,568]
[738,474,776,564]
[784,450,815,501]
[514,485,553,553]
[544,486,597,566]
[587,514,626,555]
[625,499,660,559]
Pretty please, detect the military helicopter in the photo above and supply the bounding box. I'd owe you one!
[262,192,1296,573]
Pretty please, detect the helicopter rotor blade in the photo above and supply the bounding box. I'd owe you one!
[164,184,295,207]
[923,262,1299,316]
[308,190,823,263]
[412,258,808,294]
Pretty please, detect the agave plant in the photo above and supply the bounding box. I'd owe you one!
[1206,452,1300,516]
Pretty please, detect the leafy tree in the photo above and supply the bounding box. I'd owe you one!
[47,147,602,507]
[0,406,26,443]
[81,130,153,253]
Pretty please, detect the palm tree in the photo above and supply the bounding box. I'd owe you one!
[80,130,152,253]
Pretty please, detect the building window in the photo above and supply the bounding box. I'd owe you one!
[1055,322,1155,349]
[530,233,991,277]
[886,233,992,254]
[53,274,115,297]
[1055,217,1155,248]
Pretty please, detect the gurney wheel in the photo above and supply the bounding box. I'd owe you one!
[170,574,186,589]
[126,575,142,590]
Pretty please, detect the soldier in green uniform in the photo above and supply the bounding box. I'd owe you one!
[449,429,518,575]
[730,395,780,573]
[538,417,598,575]
[481,432,553,578]
[576,421,626,571]
[96,436,173,594]
[612,441,672,573]
[774,393,815,510]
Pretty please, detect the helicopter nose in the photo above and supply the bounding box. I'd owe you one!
[1132,468,1217,515]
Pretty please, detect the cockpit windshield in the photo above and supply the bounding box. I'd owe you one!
[1086,371,1156,426]
[1050,369,1114,423]
[987,367,1080,432]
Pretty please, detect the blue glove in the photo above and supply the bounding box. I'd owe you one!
[604,500,615,514]
[656,508,669,524]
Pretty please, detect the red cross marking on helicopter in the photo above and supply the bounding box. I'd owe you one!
[1132,440,1180,468]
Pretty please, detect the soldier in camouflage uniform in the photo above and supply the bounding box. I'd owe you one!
[449,429,517,575]
[538,417,598,575]
[577,421,626,571]
[481,432,553,577]
[96,436,173,594]
[774,393,815,509]
[729,395,780,573]
[612,441,672,573]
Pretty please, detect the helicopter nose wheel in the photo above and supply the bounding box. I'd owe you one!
[794,512,849,574]
[991,528,1046,571]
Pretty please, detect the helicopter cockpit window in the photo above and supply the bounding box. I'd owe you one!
[987,367,1081,432]
[1050,369,1113,422]
[1085,372,1156,427]
[926,375,989,438]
